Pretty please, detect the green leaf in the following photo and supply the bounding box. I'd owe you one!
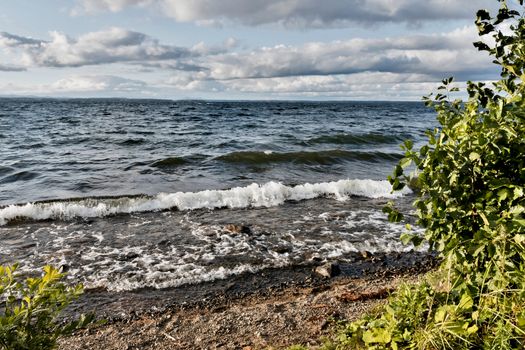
[392,178,405,191]
[388,210,404,223]
[400,233,413,245]
[394,165,403,177]
[469,152,480,161]
[473,41,491,51]
[466,324,478,335]
[476,9,491,21]
[435,307,447,322]
[457,294,474,311]
[399,157,412,168]
[362,328,392,344]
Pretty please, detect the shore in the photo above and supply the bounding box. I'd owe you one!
[59,252,436,349]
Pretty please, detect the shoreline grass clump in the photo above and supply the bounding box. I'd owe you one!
[323,1,525,349]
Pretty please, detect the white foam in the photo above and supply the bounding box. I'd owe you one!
[0,179,410,225]
[88,263,263,292]
[7,207,426,292]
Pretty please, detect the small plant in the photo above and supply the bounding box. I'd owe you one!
[0,264,94,350]
[327,0,525,349]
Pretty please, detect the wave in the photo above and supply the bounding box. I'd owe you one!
[0,179,410,225]
[0,171,40,184]
[118,138,146,146]
[307,133,409,145]
[149,156,190,168]
[216,150,402,165]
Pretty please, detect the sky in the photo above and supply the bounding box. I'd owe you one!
[0,0,501,100]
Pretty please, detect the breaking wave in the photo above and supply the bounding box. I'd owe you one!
[0,179,410,225]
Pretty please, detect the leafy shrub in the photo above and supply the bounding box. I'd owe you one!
[0,264,94,350]
[332,0,525,349]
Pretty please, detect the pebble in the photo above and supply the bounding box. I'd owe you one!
[224,224,252,234]
[314,262,341,278]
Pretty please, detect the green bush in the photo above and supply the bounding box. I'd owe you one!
[333,0,525,349]
[0,264,94,350]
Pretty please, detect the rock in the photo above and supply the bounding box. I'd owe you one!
[224,224,251,234]
[116,252,140,261]
[157,239,171,246]
[360,250,372,259]
[274,245,292,254]
[314,262,341,278]
[307,253,322,263]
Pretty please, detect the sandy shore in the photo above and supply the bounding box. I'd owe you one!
[59,252,435,349]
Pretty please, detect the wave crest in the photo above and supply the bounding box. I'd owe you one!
[0,179,410,225]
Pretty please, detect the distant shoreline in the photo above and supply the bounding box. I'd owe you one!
[0,96,425,103]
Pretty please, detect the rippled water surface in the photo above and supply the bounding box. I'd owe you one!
[0,99,436,293]
[0,99,434,205]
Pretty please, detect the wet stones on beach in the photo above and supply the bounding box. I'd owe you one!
[224,224,252,235]
[314,262,341,278]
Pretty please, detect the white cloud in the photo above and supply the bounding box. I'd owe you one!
[72,0,154,14]
[166,72,456,100]
[0,64,26,72]
[49,75,147,92]
[74,0,495,27]
[212,72,471,100]
[0,25,497,99]
[161,26,493,83]
[0,75,151,97]
[0,25,492,81]
[0,28,193,67]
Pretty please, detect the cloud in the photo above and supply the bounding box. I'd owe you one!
[0,32,43,47]
[1,75,150,96]
[1,26,492,81]
[164,71,460,100]
[73,0,153,14]
[219,72,444,99]
[74,0,495,27]
[161,26,494,83]
[0,25,497,99]
[49,75,147,92]
[0,28,193,67]
[0,64,26,72]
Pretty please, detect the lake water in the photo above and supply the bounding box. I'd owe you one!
[0,99,435,292]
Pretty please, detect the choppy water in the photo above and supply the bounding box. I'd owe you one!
[0,99,435,293]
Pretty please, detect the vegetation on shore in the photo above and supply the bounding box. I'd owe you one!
[291,1,525,349]
[0,265,93,350]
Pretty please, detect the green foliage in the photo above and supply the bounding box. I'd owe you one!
[327,1,525,349]
[0,264,94,350]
